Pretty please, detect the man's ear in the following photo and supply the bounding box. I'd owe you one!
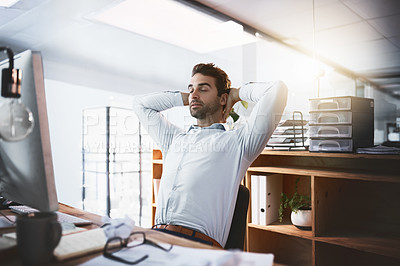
[220,93,228,106]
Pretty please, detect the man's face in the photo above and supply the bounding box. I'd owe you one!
[188,73,224,120]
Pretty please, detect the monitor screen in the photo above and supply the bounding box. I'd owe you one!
[0,50,58,212]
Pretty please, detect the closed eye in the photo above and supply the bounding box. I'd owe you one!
[198,86,208,92]
[188,83,212,94]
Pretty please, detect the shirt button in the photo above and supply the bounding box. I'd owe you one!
[177,166,182,171]
[172,186,177,191]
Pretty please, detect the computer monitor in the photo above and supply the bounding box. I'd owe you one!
[0,50,58,212]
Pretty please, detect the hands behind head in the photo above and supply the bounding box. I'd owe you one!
[222,88,241,123]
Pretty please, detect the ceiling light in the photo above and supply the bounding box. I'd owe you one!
[93,0,256,53]
[0,0,20,8]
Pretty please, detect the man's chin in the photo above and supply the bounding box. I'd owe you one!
[190,110,203,119]
[190,111,198,118]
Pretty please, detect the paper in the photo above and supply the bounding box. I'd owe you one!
[0,215,16,228]
[356,145,400,155]
[102,215,135,239]
[0,235,16,251]
[81,244,274,266]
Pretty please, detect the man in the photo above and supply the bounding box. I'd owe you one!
[133,63,287,248]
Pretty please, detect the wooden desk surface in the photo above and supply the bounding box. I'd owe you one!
[0,203,218,265]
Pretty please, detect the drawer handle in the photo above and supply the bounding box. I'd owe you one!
[317,140,341,151]
[317,100,339,110]
[317,113,340,123]
[317,126,340,136]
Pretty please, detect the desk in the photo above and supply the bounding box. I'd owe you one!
[0,203,217,265]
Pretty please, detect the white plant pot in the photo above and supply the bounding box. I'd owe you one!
[291,209,312,230]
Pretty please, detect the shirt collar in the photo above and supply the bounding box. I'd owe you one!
[188,123,228,132]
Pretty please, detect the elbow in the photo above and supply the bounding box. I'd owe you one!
[277,80,288,94]
[275,80,288,105]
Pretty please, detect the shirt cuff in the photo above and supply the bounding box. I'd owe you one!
[164,90,184,107]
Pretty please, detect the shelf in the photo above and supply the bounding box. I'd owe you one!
[248,221,313,240]
[315,235,400,259]
[248,223,400,258]
[261,149,400,160]
[248,166,400,183]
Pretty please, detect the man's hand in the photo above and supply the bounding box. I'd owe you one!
[223,88,241,122]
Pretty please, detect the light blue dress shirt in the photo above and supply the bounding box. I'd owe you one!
[133,81,287,247]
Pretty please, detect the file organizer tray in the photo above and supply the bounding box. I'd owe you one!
[309,96,374,112]
[268,111,308,150]
[309,125,352,138]
[309,111,373,125]
[309,139,353,152]
[309,111,352,125]
[309,125,373,139]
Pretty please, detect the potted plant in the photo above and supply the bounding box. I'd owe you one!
[278,178,312,230]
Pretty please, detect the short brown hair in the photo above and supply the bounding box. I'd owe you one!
[192,63,231,96]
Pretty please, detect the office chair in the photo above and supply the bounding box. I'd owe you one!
[224,184,250,250]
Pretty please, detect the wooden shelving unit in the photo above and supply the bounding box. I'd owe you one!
[245,150,400,266]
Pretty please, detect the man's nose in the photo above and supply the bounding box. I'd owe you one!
[191,88,200,99]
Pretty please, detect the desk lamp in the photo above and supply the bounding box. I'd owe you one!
[0,47,34,141]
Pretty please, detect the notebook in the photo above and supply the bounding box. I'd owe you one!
[53,228,107,261]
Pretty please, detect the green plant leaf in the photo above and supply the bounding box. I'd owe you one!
[240,101,248,109]
[229,110,240,122]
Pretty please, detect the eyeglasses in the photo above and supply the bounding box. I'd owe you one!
[103,231,173,265]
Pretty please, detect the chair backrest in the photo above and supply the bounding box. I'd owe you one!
[224,184,250,250]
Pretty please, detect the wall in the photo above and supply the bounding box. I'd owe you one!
[45,79,135,208]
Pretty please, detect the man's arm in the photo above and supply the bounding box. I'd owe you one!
[132,91,184,153]
[238,81,288,163]
[223,88,241,122]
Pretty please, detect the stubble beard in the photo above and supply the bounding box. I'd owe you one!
[190,99,221,121]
